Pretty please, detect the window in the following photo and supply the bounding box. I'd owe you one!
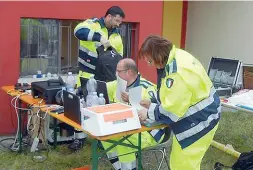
[20,18,138,77]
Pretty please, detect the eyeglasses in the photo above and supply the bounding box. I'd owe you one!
[112,17,122,25]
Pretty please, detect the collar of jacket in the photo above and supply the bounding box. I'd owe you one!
[157,45,176,79]
[166,45,176,65]
[98,17,119,34]
[127,74,141,88]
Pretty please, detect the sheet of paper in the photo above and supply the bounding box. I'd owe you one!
[116,75,127,103]
[129,86,145,110]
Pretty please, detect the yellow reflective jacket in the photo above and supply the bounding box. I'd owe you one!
[74,17,123,74]
[107,75,156,103]
[148,46,221,149]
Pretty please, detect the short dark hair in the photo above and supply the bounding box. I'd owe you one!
[105,6,125,18]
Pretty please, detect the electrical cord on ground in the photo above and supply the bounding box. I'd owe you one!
[0,137,29,154]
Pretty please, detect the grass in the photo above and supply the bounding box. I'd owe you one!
[0,111,253,170]
[202,110,253,169]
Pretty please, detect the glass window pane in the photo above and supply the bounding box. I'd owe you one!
[20,18,59,76]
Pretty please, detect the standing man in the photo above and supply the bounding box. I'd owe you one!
[74,6,125,87]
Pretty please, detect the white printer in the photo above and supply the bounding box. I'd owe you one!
[81,103,141,136]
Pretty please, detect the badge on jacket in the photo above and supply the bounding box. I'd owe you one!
[166,78,174,88]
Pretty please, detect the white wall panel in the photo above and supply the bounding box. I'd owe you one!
[186,1,253,69]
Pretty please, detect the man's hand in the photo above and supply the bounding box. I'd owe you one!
[140,99,151,109]
[121,92,129,103]
[100,36,111,49]
[138,109,148,121]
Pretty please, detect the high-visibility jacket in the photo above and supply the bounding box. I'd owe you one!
[74,17,123,76]
[103,75,165,170]
[148,45,221,149]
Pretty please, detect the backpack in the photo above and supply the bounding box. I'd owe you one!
[94,45,122,82]
[214,151,253,170]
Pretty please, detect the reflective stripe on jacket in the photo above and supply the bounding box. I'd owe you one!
[74,17,123,74]
[106,75,164,143]
[148,45,221,149]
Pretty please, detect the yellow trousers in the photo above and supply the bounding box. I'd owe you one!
[170,124,219,170]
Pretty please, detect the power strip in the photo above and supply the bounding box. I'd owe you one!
[30,137,39,152]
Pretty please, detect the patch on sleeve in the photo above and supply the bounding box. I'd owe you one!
[166,78,174,88]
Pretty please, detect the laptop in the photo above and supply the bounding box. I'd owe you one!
[80,77,110,104]
[63,90,81,125]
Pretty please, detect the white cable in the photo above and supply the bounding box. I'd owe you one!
[11,95,21,151]
[11,93,31,111]
[9,92,62,151]
[27,110,36,133]
[10,93,33,151]
[36,105,62,119]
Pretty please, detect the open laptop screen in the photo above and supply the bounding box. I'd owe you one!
[63,90,81,124]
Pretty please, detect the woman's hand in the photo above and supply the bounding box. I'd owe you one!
[138,109,148,121]
[121,92,129,103]
[140,99,151,109]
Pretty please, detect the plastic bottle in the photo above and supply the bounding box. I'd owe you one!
[80,98,86,108]
[86,93,93,107]
[91,92,99,106]
[47,72,52,78]
[36,70,42,78]
[86,75,97,93]
[66,72,76,92]
[98,93,106,105]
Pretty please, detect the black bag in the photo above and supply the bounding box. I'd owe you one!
[214,151,253,170]
[94,45,122,82]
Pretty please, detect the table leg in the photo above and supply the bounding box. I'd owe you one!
[18,99,22,153]
[91,139,99,170]
[53,117,57,148]
[138,133,142,170]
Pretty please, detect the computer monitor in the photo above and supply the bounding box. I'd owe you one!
[63,90,81,124]
[80,77,110,104]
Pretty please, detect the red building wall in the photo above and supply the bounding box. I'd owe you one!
[0,1,163,134]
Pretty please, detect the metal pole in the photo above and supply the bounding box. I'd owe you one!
[91,139,99,170]
[138,133,142,170]
[53,118,57,148]
[211,140,241,158]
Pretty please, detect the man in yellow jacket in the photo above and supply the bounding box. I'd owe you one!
[103,58,166,170]
[138,35,220,170]
[74,6,125,87]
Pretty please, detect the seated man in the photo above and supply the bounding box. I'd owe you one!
[103,58,165,170]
